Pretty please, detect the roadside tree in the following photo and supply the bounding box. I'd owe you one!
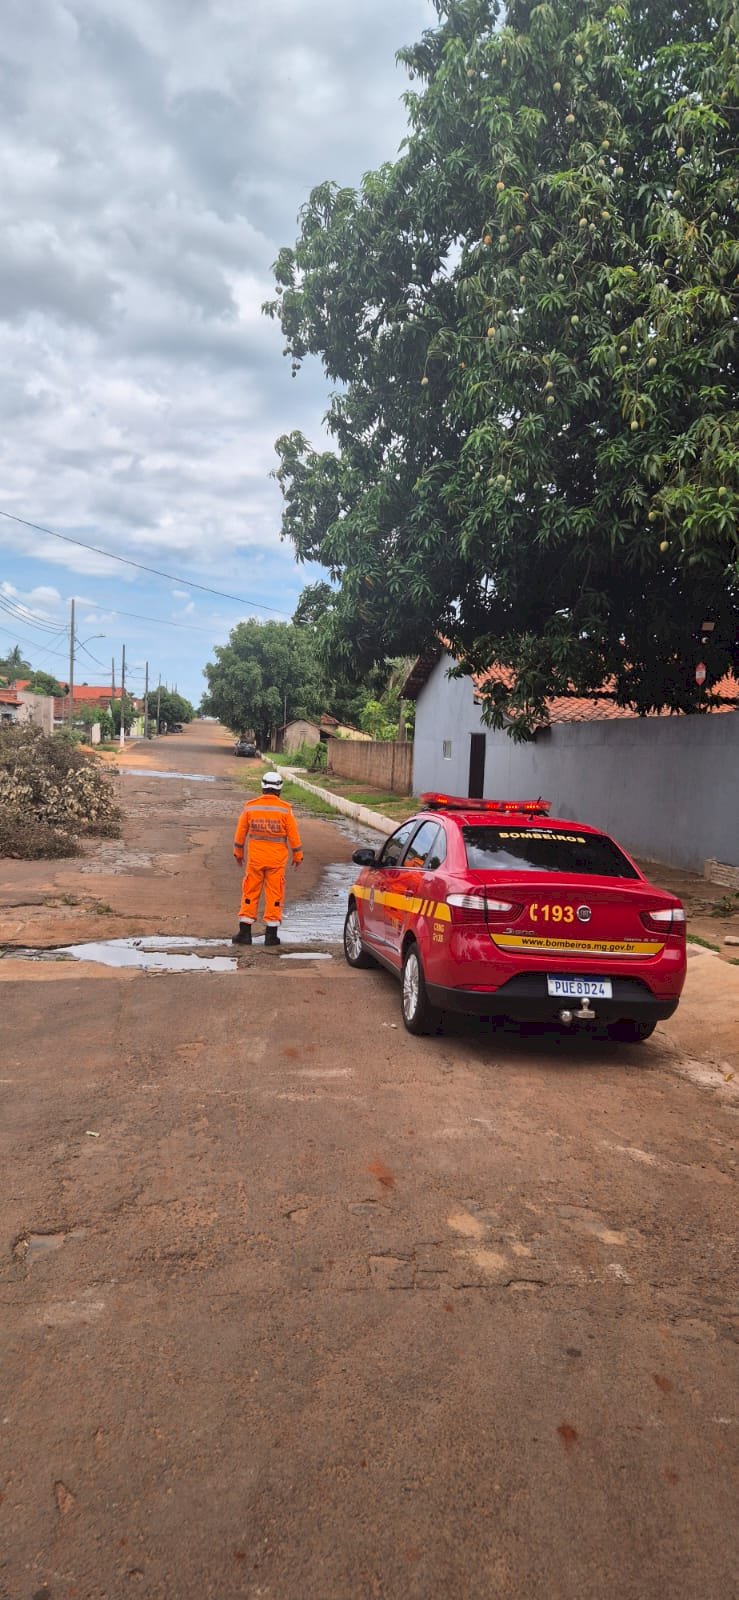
[155,689,195,729]
[0,646,32,682]
[201,620,326,745]
[267,0,738,735]
[27,670,66,697]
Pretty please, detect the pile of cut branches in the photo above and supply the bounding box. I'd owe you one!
[0,725,121,858]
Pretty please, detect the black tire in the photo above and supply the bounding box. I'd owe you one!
[607,1019,657,1044]
[343,904,375,969]
[401,941,440,1036]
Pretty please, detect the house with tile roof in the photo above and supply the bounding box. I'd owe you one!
[0,686,56,735]
[402,647,739,874]
[52,684,115,715]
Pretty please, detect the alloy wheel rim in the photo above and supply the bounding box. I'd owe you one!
[346,909,362,960]
[403,952,419,1019]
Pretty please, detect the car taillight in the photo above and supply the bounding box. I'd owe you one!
[447,893,488,925]
[641,907,687,934]
[486,899,519,921]
[447,894,518,926]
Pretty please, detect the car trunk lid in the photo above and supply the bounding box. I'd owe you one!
[472,876,679,961]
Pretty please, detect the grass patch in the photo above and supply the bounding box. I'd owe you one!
[308,775,416,820]
[234,766,337,817]
[711,892,739,918]
[687,934,721,952]
[235,760,417,824]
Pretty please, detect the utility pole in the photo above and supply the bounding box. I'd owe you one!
[67,598,75,726]
[156,674,161,737]
[119,643,126,749]
[144,661,150,739]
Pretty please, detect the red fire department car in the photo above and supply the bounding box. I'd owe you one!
[343,795,686,1040]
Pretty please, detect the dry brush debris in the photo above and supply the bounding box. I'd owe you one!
[0,725,121,858]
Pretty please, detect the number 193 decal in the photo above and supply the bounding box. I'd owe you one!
[529,903,575,924]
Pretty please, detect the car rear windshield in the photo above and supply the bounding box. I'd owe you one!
[462,825,639,879]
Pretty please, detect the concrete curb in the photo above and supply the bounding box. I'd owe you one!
[282,769,396,836]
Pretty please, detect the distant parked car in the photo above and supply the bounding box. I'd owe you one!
[171,723,184,732]
[234,738,258,757]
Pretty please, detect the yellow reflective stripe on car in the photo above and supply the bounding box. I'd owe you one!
[350,884,452,922]
[492,933,664,957]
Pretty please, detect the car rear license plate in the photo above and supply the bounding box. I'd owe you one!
[547,977,613,1000]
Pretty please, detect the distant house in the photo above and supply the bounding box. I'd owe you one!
[53,684,114,718]
[273,713,371,754]
[0,687,55,735]
[277,719,321,755]
[403,647,739,874]
[0,689,20,723]
[319,713,371,742]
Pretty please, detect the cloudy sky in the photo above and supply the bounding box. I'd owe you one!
[0,0,434,703]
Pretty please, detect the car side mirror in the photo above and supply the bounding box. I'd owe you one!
[352,847,377,867]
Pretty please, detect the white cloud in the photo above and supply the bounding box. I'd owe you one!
[0,0,435,699]
[0,0,433,599]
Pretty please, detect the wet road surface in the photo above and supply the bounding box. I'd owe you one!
[0,723,737,1600]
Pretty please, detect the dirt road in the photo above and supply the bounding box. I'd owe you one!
[1,724,737,1600]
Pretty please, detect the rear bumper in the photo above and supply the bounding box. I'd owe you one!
[426,973,680,1023]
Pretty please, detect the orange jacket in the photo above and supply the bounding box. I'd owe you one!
[234,793,303,867]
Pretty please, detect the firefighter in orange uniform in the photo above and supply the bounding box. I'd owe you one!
[232,770,303,946]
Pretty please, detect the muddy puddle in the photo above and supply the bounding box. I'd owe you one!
[14,1228,86,1264]
[121,769,217,783]
[280,857,361,945]
[4,937,238,974]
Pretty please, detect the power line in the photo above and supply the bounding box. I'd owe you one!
[75,601,227,635]
[0,592,66,634]
[0,619,70,666]
[4,585,226,642]
[74,637,109,671]
[0,509,292,618]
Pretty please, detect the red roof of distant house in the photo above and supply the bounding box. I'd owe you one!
[13,679,31,691]
[0,689,20,705]
[53,685,112,704]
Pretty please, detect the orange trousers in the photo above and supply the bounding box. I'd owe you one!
[240,860,286,925]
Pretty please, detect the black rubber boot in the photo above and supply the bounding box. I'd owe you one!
[232,925,252,946]
[264,926,281,948]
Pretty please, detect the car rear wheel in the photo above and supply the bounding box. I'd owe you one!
[607,1019,657,1044]
[343,905,375,969]
[401,942,440,1036]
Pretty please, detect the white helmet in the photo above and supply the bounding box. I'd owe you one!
[261,770,283,792]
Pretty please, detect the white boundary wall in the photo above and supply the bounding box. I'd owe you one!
[412,656,739,873]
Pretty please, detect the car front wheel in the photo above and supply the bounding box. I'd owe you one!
[343,905,375,969]
[607,1019,657,1044]
[401,942,440,1036]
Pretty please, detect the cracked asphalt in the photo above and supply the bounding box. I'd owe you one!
[1,724,737,1600]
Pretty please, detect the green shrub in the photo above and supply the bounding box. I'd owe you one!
[289,740,326,770]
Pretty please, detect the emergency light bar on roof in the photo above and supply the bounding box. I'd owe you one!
[420,794,551,816]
